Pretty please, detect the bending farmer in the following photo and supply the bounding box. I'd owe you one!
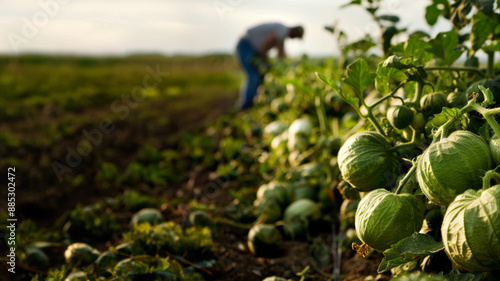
[236,23,304,110]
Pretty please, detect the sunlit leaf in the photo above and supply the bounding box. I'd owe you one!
[478,85,495,107]
[433,107,468,130]
[343,58,376,98]
[317,72,360,110]
[375,66,407,95]
[378,233,444,273]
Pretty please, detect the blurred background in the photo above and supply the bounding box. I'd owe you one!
[1,0,452,56]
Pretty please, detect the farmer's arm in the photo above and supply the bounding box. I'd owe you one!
[277,43,285,60]
[259,31,278,65]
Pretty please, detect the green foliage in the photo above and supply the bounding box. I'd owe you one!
[343,58,377,98]
[65,203,121,239]
[123,221,215,260]
[428,31,464,66]
[378,233,444,273]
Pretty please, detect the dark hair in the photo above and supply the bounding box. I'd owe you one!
[289,26,304,38]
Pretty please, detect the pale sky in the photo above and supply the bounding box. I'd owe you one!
[1,0,452,57]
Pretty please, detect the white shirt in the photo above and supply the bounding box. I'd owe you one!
[244,23,289,51]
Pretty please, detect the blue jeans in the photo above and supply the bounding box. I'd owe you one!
[236,39,263,110]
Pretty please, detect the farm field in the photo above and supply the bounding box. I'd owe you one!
[1,1,500,281]
[0,54,382,281]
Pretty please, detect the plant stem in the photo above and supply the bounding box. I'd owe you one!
[394,164,417,194]
[412,80,424,109]
[352,93,384,136]
[366,108,386,137]
[332,117,340,137]
[451,71,467,92]
[424,66,485,77]
[389,127,426,152]
[481,170,500,190]
[370,82,405,108]
[213,217,252,230]
[315,95,328,135]
[463,102,500,138]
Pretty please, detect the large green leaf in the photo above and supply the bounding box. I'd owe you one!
[470,12,495,55]
[377,233,444,273]
[428,31,464,66]
[375,66,407,95]
[342,58,376,98]
[316,72,360,111]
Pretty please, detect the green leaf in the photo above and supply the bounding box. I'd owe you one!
[377,14,400,23]
[482,40,500,53]
[390,260,418,278]
[343,58,376,98]
[414,187,424,196]
[341,0,361,8]
[434,107,468,130]
[472,0,495,18]
[316,72,360,111]
[425,0,449,26]
[316,72,359,110]
[316,72,340,92]
[382,55,414,70]
[404,37,433,64]
[445,269,486,281]
[428,31,464,66]
[377,233,444,273]
[479,123,492,141]
[404,81,417,100]
[346,37,376,53]
[375,66,407,95]
[478,85,495,107]
[471,13,495,55]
